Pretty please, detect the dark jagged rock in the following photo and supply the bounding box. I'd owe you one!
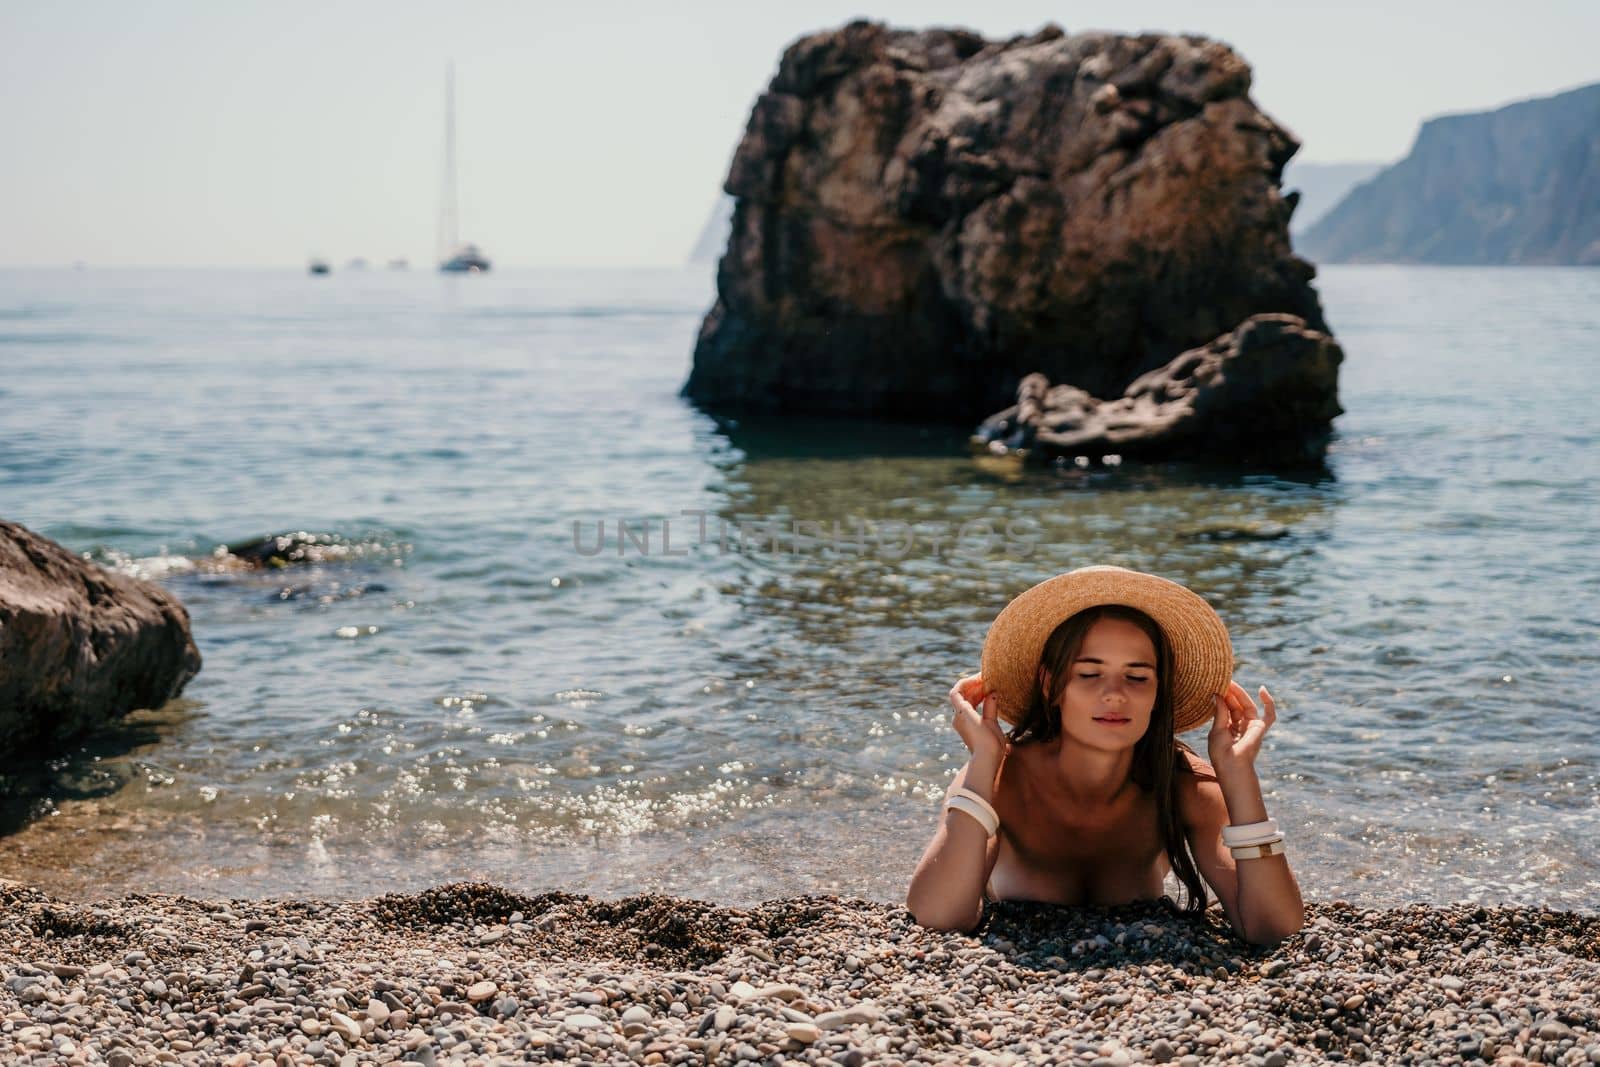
[1179,521,1291,543]
[221,531,366,568]
[1301,82,1600,264]
[0,519,201,755]
[973,314,1343,466]
[684,20,1331,433]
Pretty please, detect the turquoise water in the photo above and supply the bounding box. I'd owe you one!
[0,265,1595,909]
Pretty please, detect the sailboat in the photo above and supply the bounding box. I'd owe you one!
[438,62,492,273]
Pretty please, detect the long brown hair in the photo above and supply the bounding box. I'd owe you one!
[1007,604,1213,915]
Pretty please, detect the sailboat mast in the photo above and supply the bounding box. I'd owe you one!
[438,62,459,263]
[435,61,490,272]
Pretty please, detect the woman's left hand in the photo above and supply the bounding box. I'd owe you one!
[1207,680,1276,780]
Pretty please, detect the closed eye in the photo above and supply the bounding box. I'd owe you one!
[1077,673,1150,682]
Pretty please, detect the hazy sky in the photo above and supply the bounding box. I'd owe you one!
[2,1,1595,268]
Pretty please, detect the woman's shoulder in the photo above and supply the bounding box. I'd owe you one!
[1174,745,1225,830]
[1177,745,1217,780]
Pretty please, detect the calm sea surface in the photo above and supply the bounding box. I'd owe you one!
[0,265,1596,910]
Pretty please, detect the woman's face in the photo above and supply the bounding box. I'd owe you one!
[1054,617,1159,750]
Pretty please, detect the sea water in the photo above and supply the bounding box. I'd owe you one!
[0,264,1595,909]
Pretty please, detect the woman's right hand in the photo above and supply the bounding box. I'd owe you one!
[949,674,1007,762]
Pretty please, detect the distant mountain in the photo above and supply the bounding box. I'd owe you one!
[1300,82,1600,265]
[688,195,735,265]
[1281,161,1386,233]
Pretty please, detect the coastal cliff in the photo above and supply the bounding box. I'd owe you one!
[1300,82,1600,265]
[1281,160,1385,234]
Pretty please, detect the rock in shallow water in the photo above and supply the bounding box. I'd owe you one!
[0,518,201,757]
[973,313,1344,466]
[221,530,367,568]
[684,19,1335,438]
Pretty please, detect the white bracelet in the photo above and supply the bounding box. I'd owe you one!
[1221,819,1277,844]
[945,789,999,837]
[946,796,997,837]
[1221,820,1279,847]
[948,787,999,827]
[1230,838,1286,860]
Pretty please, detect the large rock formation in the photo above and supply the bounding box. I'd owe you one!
[683,20,1332,433]
[1301,82,1600,264]
[974,313,1343,465]
[0,520,201,755]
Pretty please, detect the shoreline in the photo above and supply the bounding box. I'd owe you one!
[2,883,1598,1065]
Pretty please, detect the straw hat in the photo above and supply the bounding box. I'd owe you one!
[979,565,1234,733]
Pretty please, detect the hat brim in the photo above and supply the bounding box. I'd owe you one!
[979,566,1233,734]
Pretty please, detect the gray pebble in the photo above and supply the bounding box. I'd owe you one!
[0,887,1590,1067]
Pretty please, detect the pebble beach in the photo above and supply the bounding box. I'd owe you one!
[3,881,1597,1066]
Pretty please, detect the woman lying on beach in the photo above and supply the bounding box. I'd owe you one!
[906,565,1304,945]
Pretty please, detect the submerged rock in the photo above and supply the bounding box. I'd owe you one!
[0,519,201,754]
[684,20,1332,439]
[973,314,1343,466]
[220,531,367,568]
[1179,520,1292,543]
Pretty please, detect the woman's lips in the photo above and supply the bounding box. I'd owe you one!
[1093,716,1131,725]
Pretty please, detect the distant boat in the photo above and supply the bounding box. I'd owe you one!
[388,258,409,270]
[437,62,492,273]
[441,243,490,273]
[346,257,369,270]
[308,258,331,275]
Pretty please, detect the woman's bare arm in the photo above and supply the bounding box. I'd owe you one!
[905,753,1003,933]
[1182,767,1303,944]
[1189,683,1305,945]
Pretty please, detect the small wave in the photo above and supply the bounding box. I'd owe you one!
[0,303,68,320]
[211,531,411,569]
[0,331,138,346]
[333,625,380,640]
[89,548,198,582]
[469,306,697,320]
[436,692,508,709]
[88,531,412,582]
[0,454,71,480]
[273,580,387,603]
[1489,477,1581,490]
